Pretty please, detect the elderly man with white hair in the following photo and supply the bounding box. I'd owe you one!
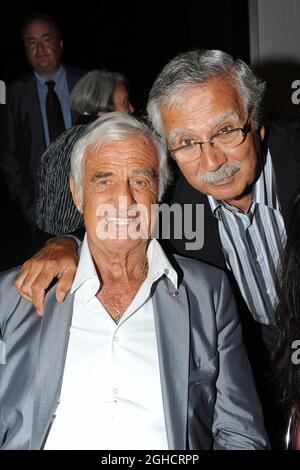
[0,112,268,450]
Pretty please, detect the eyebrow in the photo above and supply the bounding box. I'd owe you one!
[130,168,157,179]
[90,171,113,182]
[90,168,157,182]
[168,111,241,144]
[26,33,52,41]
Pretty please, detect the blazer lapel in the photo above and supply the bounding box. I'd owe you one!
[168,173,226,269]
[152,277,190,450]
[24,74,46,150]
[31,290,74,449]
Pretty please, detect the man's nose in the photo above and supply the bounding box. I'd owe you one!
[36,40,45,52]
[115,181,136,208]
[200,142,228,172]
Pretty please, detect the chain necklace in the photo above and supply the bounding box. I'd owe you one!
[102,256,148,324]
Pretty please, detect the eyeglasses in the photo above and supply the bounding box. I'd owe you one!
[169,113,251,164]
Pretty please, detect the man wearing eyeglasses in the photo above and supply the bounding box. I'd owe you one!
[148,51,279,330]
[12,50,300,448]
[147,50,300,448]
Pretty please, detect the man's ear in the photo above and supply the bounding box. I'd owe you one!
[59,39,64,52]
[258,124,265,141]
[70,176,83,214]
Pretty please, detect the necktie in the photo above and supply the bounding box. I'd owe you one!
[46,80,66,142]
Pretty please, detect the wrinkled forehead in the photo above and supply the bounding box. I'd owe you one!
[161,78,246,137]
[83,134,159,167]
[164,76,243,107]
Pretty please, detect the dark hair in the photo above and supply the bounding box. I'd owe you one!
[21,13,61,40]
[273,190,300,416]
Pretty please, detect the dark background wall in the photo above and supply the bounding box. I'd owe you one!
[0,1,250,113]
[0,0,250,270]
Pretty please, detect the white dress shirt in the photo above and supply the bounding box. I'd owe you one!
[44,236,177,450]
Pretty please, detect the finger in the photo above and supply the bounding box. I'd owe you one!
[32,286,46,316]
[18,292,34,304]
[14,265,44,301]
[56,271,76,302]
[14,271,28,292]
[14,260,35,293]
[34,292,45,316]
[31,269,60,314]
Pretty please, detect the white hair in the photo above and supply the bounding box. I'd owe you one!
[70,112,172,201]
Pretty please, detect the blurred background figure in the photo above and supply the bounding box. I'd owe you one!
[0,13,82,229]
[36,69,133,238]
[273,189,300,449]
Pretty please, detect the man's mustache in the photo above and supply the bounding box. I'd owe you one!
[198,161,241,183]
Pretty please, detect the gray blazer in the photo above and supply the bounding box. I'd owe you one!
[0,254,269,450]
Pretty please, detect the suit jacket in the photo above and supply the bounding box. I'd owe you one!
[0,67,82,224]
[0,254,269,450]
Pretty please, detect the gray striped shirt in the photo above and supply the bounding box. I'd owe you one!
[208,150,286,325]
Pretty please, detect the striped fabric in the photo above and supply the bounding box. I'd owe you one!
[208,150,286,325]
[36,124,86,235]
[37,115,99,235]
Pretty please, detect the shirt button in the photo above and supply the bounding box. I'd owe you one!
[113,336,119,343]
[256,255,261,263]
[113,388,118,395]
[266,289,271,295]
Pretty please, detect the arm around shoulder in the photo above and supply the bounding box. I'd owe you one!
[13,236,79,315]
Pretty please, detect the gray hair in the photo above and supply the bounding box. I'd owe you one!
[147,49,266,138]
[70,112,171,201]
[70,69,129,115]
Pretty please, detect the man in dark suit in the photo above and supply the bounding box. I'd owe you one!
[13,50,300,447]
[0,13,82,227]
